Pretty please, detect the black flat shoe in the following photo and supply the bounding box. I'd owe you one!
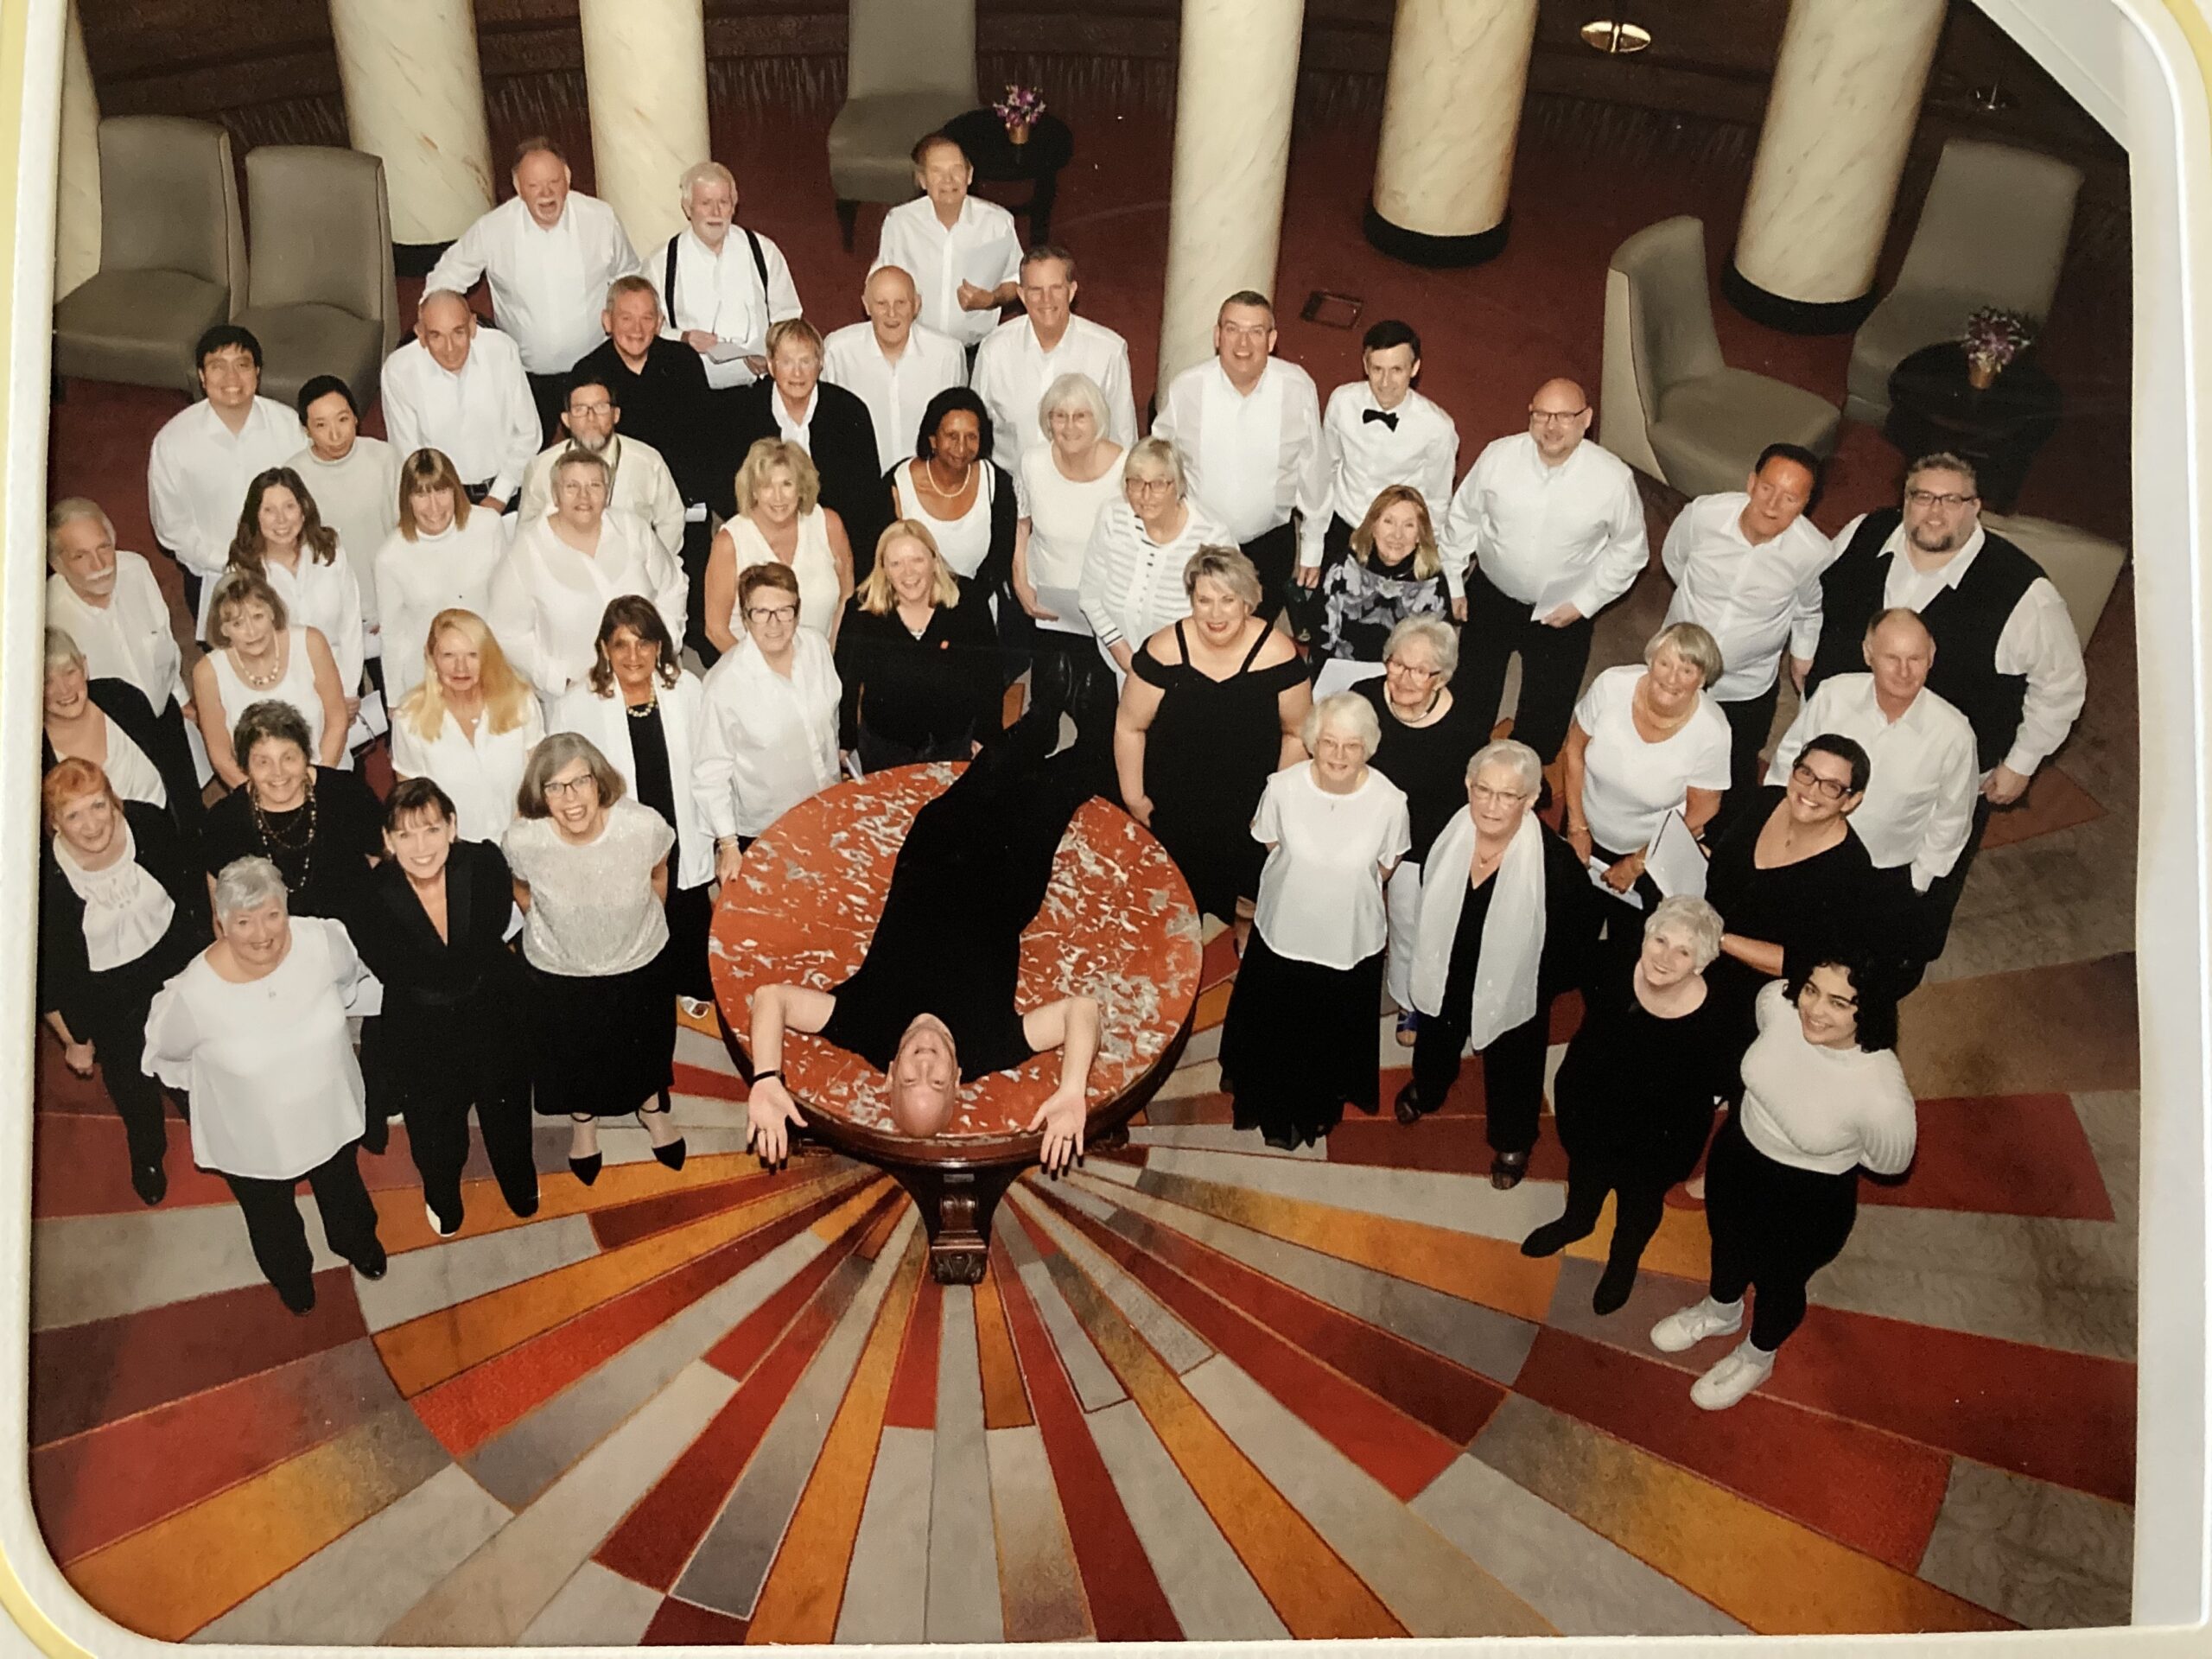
[1592,1260,1638,1315]
[130,1161,167,1206]
[569,1154,602,1186]
[1521,1219,1581,1258]
[1491,1150,1529,1191]
[277,1280,315,1315]
[1394,1081,1427,1126]
[352,1248,388,1281]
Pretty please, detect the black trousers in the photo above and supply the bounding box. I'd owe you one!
[665,877,715,1002]
[1551,1155,1672,1277]
[86,993,176,1173]
[1408,999,1552,1154]
[681,515,719,668]
[1705,1114,1858,1352]
[1452,566,1594,764]
[403,1084,537,1228]
[1241,520,1301,627]
[1888,794,1991,992]
[526,372,569,447]
[1716,679,1783,796]
[223,1139,382,1303]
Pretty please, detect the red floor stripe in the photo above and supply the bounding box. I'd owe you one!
[32,1338,395,1564]
[641,1597,749,1645]
[1511,1327,1955,1571]
[671,1060,746,1102]
[594,1238,875,1591]
[31,1268,365,1446]
[414,1183,878,1456]
[1200,930,1240,992]
[587,1170,790,1252]
[880,1273,944,1430]
[1033,1188,1468,1501]
[992,1237,1182,1642]
[32,1116,233,1217]
[1862,1094,2115,1220]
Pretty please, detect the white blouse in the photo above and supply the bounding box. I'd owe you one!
[202,544,367,695]
[389,696,545,844]
[550,672,714,890]
[487,510,688,704]
[1571,665,1732,854]
[142,917,369,1180]
[374,513,511,708]
[1020,447,1122,603]
[892,461,998,580]
[1078,497,1233,655]
[721,511,842,644]
[694,631,842,839]
[1251,764,1411,969]
[206,627,343,771]
[1738,980,1918,1177]
[54,824,175,973]
[503,798,675,978]
[58,716,166,812]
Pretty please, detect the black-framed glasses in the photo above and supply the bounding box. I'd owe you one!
[1905,489,1978,510]
[1789,760,1852,800]
[745,604,798,624]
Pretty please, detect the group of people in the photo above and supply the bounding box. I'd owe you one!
[42,126,2091,1411]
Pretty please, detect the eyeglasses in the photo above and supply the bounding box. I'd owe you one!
[1789,760,1853,801]
[1128,477,1176,497]
[745,604,798,624]
[1529,408,1588,426]
[567,401,613,418]
[543,774,598,799]
[1905,489,1978,510]
[1470,784,1530,806]
[1385,658,1440,680]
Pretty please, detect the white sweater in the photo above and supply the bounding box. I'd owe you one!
[1737,980,1917,1177]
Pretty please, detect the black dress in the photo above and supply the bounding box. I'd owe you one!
[200,766,384,921]
[625,699,713,1002]
[1356,682,1486,868]
[1703,785,1878,1050]
[1133,623,1306,923]
[835,588,1002,771]
[345,840,539,1227]
[38,802,209,1183]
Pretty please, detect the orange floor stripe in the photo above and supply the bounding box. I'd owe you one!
[62,1408,435,1642]
[1561,1192,1713,1281]
[1139,1171,1560,1322]
[972,1270,1034,1429]
[369,1151,771,1255]
[1192,982,1233,1032]
[1008,1207,1402,1640]
[372,1167,870,1396]
[745,1230,926,1643]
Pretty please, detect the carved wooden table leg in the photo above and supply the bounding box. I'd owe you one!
[897,1163,1025,1285]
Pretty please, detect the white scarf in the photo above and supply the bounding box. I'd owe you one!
[1408,805,1547,1050]
[55,822,175,973]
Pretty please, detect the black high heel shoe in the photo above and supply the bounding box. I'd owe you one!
[642,1091,687,1171]
[569,1112,602,1185]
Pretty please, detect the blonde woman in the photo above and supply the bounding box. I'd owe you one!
[1314,483,1452,684]
[390,609,544,842]
[374,448,510,708]
[702,437,855,655]
[835,520,1001,771]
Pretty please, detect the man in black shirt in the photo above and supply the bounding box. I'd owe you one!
[745,665,1108,1172]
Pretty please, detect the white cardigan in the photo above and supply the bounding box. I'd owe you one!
[550,671,713,891]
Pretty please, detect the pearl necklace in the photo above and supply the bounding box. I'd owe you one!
[921,458,969,496]
[232,641,285,690]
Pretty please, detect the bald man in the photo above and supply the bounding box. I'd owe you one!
[1442,378,1649,765]
[821,264,969,472]
[380,289,541,512]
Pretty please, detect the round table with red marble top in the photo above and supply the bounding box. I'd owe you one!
[710,764,1203,1283]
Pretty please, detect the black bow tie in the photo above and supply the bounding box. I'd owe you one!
[1363,408,1399,431]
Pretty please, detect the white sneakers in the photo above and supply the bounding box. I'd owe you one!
[1690,1341,1776,1411]
[1649,1296,1743,1352]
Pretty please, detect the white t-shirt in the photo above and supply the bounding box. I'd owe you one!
[1738,979,1918,1177]
[1571,664,1730,854]
[1251,764,1411,969]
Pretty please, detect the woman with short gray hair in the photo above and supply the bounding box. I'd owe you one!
[1079,437,1232,676]
[1522,894,1735,1312]
[142,855,386,1313]
[1019,372,1124,652]
[1219,693,1409,1147]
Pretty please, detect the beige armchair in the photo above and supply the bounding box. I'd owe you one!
[828,0,978,251]
[52,116,245,393]
[1846,142,2082,428]
[1982,511,2126,649]
[233,147,401,413]
[1599,215,1841,499]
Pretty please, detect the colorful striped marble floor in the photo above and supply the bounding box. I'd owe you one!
[28,888,2139,1642]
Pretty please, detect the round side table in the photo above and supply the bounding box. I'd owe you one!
[941,108,1075,246]
[1885,341,2062,511]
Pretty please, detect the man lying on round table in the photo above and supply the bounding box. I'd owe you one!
[744,663,1105,1173]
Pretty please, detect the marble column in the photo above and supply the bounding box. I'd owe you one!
[579,0,709,254]
[329,0,493,245]
[54,0,100,299]
[1726,0,1946,333]
[1156,0,1306,385]
[1366,0,1538,266]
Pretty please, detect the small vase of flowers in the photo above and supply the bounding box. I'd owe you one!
[1961,308,2037,390]
[995,84,1046,148]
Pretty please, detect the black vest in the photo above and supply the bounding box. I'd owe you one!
[1808,508,2041,772]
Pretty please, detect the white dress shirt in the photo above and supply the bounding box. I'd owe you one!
[552,672,714,891]
[1154,358,1328,547]
[1443,433,1646,613]
[973,315,1139,512]
[1767,673,1980,892]
[1571,665,1732,854]
[694,631,842,839]
[373,513,512,707]
[1817,516,2089,779]
[821,320,969,471]
[487,510,688,703]
[517,435,685,558]
[389,696,544,845]
[1660,491,1835,702]
[1251,764,1411,969]
[146,397,308,580]
[1314,384,1458,567]
[46,551,186,713]
[647,226,803,391]
[425,194,642,375]
[1078,498,1233,656]
[873,195,1025,348]
[381,331,541,505]
[288,438,401,629]
[772,386,819,454]
[255,545,368,696]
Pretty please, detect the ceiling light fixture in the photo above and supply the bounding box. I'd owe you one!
[1580,19,1653,54]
